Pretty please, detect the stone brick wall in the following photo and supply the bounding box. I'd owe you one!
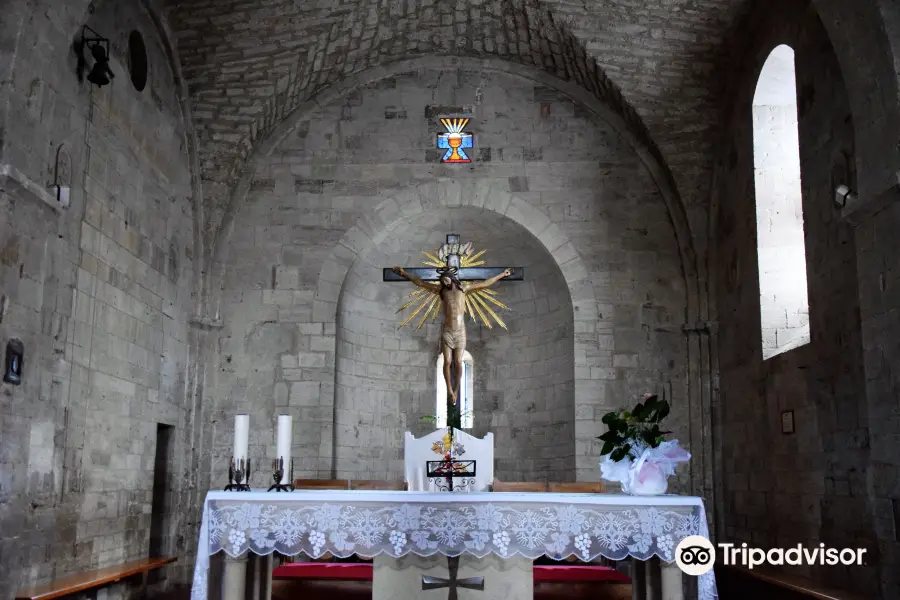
[213,66,693,490]
[713,3,877,594]
[0,0,197,595]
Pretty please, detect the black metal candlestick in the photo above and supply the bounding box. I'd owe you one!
[267,457,294,492]
[224,457,252,491]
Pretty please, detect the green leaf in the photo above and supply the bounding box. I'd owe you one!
[598,431,619,442]
[601,412,617,424]
[656,402,670,422]
[600,441,614,455]
[632,403,645,420]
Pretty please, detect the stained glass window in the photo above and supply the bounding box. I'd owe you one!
[437,117,473,163]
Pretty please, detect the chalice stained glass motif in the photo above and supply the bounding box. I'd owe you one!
[437,117,473,163]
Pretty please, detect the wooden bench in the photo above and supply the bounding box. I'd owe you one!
[492,480,548,492]
[15,556,177,600]
[722,565,870,600]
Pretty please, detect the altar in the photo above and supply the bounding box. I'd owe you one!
[189,489,718,600]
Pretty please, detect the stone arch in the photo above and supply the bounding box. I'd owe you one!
[212,55,700,323]
[313,182,593,477]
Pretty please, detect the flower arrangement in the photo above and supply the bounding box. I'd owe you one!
[597,393,690,495]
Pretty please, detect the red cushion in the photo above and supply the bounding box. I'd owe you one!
[274,562,629,584]
[273,563,373,580]
[534,565,631,583]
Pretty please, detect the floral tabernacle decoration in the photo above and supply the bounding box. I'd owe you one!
[598,393,691,495]
[430,429,470,475]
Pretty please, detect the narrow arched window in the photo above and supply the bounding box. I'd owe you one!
[436,352,474,429]
[753,44,810,359]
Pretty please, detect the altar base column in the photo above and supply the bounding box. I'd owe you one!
[247,554,273,600]
[631,559,646,600]
[645,557,662,600]
[660,560,685,600]
[222,555,248,600]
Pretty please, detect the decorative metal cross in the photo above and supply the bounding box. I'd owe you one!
[422,556,485,600]
[383,234,524,429]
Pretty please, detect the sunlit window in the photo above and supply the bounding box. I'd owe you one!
[753,44,810,359]
[436,352,474,429]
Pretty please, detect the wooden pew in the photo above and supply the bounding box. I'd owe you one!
[349,479,407,490]
[492,480,548,492]
[15,557,176,600]
[548,481,605,493]
[293,478,349,490]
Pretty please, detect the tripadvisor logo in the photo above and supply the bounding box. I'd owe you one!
[675,536,716,576]
[674,537,868,576]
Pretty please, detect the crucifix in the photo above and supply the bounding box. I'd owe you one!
[421,556,485,600]
[383,234,524,429]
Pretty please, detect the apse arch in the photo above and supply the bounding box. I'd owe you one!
[331,202,577,482]
[211,55,701,326]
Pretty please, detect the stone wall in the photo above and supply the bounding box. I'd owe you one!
[0,0,197,595]
[713,3,877,594]
[213,66,692,490]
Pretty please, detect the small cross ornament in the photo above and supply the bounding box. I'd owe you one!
[421,556,484,600]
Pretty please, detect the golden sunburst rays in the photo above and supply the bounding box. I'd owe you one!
[394,246,511,330]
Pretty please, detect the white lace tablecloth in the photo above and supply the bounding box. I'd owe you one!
[191,489,717,599]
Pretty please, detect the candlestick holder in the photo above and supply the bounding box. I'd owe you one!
[267,457,294,492]
[224,457,252,491]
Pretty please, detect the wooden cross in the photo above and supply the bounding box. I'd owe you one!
[383,234,524,429]
[421,556,485,600]
[382,234,525,284]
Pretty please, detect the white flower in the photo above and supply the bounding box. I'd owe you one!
[511,510,551,549]
[593,514,632,552]
[329,530,354,552]
[250,529,274,549]
[675,514,701,539]
[629,533,653,555]
[392,505,421,530]
[347,509,386,548]
[430,510,469,546]
[546,532,570,557]
[636,508,669,537]
[474,505,505,532]
[312,505,342,532]
[411,530,437,550]
[273,510,307,546]
[465,531,490,551]
[554,506,586,534]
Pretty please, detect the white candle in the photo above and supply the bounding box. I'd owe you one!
[276,415,292,484]
[233,414,249,473]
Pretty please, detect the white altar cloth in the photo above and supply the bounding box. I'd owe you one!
[191,489,718,600]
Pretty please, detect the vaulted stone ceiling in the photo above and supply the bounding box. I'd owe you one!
[164,0,747,259]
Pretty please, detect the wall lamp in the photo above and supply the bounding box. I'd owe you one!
[76,25,114,87]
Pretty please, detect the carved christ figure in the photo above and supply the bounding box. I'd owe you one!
[391,265,514,404]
